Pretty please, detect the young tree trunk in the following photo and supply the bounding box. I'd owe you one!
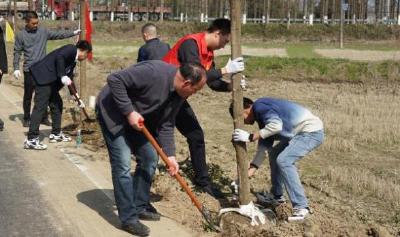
[287,0,291,28]
[303,0,308,22]
[229,0,251,206]
[340,0,344,48]
[331,0,336,24]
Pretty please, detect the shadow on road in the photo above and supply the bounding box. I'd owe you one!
[77,189,120,228]
[9,113,24,124]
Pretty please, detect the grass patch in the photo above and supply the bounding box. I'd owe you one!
[286,43,320,58]
[215,55,400,83]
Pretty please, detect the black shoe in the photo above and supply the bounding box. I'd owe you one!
[145,203,158,214]
[121,221,150,237]
[40,118,51,126]
[23,119,30,128]
[138,210,160,221]
[0,118,4,131]
[201,184,224,199]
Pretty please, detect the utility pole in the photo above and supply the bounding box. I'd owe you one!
[340,0,344,48]
[79,0,87,103]
[13,0,17,29]
[160,0,164,22]
[28,0,33,11]
[229,0,251,205]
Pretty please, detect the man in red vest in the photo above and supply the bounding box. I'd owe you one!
[163,18,245,198]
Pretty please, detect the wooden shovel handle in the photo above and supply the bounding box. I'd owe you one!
[141,126,203,212]
[68,83,91,120]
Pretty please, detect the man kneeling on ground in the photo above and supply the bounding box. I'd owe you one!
[231,97,324,221]
[96,61,207,237]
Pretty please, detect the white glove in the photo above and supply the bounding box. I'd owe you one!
[61,76,72,86]
[78,99,85,108]
[230,180,239,195]
[224,57,244,74]
[240,75,247,89]
[167,156,179,176]
[13,70,21,79]
[73,29,81,35]
[232,128,250,142]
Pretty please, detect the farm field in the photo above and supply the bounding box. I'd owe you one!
[3,21,400,236]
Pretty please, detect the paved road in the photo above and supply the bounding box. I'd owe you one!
[0,130,67,237]
[0,79,193,237]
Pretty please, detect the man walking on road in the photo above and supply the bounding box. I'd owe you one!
[163,18,245,198]
[24,40,91,150]
[96,61,207,237]
[13,11,81,127]
[231,97,324,221]
[137,23,170,62]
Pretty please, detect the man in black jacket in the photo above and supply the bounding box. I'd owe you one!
[0,24,8,131]
[137,23,170,62]
[13,11,81,127]
[96,61,207,237]
[24,40,92,150]
[163,18,246,198]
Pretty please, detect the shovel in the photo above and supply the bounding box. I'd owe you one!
[68,83,96,123]
[141,125,220,232]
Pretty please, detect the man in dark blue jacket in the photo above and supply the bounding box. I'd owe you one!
[24,40,92,150]
[137,23,170,62]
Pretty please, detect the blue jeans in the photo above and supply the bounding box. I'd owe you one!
[98,114,158,225]
[268,130,324,209]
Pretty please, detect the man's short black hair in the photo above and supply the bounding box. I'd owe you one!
[207,18,231,35]
[229,97,254,117]
[76,40,92,52]
[142,23,157,33]
[25,11,38,22]
[179,62,206,85]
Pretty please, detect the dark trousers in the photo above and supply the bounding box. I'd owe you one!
[0,73,3,129]
[27,83,62,139]
[175,101,209,187]
[98,112,158,225]
[23,71,48,121]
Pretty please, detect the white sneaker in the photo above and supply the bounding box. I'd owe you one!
[288,208,309,222]
[49,132,72,143]
[24,138,48,150]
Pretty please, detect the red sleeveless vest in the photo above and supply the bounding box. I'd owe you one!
[163,32,214,70]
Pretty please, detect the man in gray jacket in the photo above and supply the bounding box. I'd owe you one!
[96,61,206,237]
[13,11,80,127]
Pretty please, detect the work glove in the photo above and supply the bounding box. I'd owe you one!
[232,128,250,142]
[61,76,72,86]
[230,180,239,195]
[78,99,85,108]
[13,70,21,80]
[240,75,247,89]
[167,156,179,176]
[73,29,81,35]
[224,57,245,74]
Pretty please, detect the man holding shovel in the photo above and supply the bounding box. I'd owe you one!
[231,97,324,221]
[96,61,207,237]
[24,40,92,150]
[163,18,245,198]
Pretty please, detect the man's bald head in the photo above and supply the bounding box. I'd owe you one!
[141,23,158,41]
